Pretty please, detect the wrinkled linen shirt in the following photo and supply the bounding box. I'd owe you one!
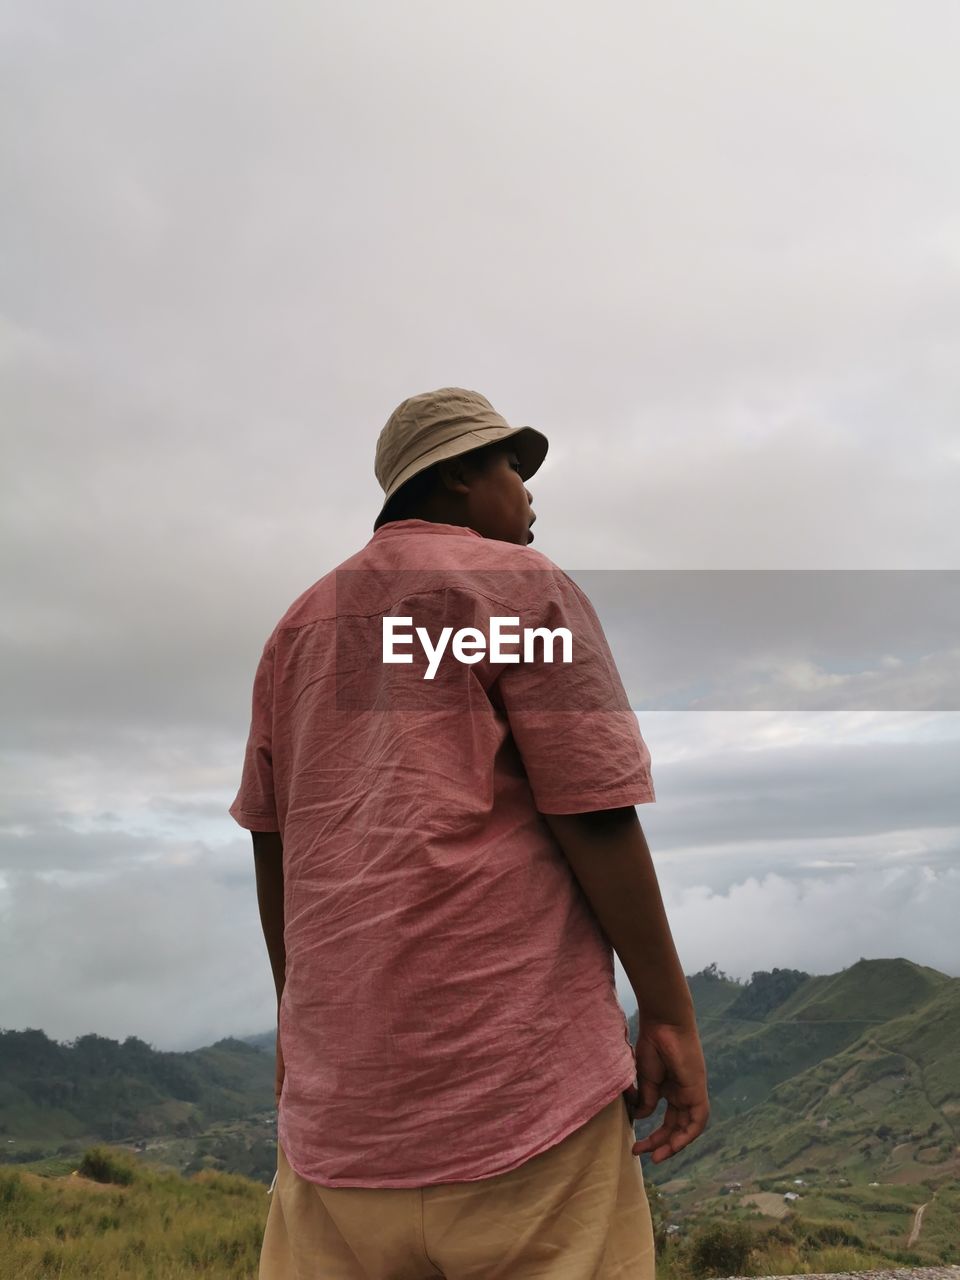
[229,518,656,1188]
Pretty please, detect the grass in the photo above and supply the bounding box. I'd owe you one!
[0,1152,269,1279]
[2,1143,957,1278]
[653,1175,960,1272]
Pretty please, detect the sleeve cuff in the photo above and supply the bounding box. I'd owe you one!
[533,780,656,815]
[229,805,280,832]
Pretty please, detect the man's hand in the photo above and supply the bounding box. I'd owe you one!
[274,1025,285,1107]
[625,1020,709,1163]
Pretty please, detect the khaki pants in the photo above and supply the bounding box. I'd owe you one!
[259,1092,655,1279]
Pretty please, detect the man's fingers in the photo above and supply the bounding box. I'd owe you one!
[633,1102,710,1162]
[650,1121,699,1163]
[632,1105,706,1153]
[632,1105,679,1154]
[634,1078,660,1117]
[633,1126,673,1155]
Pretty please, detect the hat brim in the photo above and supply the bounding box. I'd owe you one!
[373,425,548,531]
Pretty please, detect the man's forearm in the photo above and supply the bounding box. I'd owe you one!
[542,806,695,1027]
[252,831,286,1005]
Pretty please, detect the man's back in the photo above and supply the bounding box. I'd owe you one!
[230,518,656,1188]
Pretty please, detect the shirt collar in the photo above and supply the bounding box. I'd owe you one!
[370,519,484,541]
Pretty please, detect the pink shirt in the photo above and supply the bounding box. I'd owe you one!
[229,518,656,1188]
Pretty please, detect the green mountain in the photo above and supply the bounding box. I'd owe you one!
[240,1030,277,1054]
[0,1030,275,1158]
[5,960,958,1268]
[4,955,958,1212]
[627,957,960,1194]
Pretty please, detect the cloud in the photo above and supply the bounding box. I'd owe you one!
[641,733,960,848]
[2,713,957,1045]
[655,863,960,986]
[2,1,959,1044]
[0,853,275,1052]
[581,571,960,711]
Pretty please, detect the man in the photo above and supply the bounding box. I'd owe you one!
[230,387,709,1279]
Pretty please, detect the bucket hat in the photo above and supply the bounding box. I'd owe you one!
[373,387,549,531]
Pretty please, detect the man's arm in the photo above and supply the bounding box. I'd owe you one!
[252,831,286,1104]
[541,805,709,1162]
[252,830,286,1001]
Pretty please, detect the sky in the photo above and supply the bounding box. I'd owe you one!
[2,1,958,1051]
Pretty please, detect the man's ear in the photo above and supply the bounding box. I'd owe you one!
[437,444,500,495]
[435,455,474,496]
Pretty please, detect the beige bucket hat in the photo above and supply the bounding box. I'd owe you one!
[373,387,549,531]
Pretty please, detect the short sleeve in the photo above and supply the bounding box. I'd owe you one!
[229,639,280,832]
[493,572,655,815]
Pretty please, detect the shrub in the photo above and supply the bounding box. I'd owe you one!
[0,1169,26,1205]
[689,1221,754,1277]
[804,1221,865,1248]
[78,1145,139,1185]
[764,1222,798,1247]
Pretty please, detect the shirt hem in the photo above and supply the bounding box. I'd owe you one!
[278,1066,638,1189]
[534,784,655,815]
[229,807,281,832]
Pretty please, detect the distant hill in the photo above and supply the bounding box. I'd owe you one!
[240,1030,276,1054]
[0,1030,274,1152]
[4,955,957,1210]
[628,957,960,1193]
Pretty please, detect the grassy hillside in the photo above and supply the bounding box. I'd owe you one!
[4,955,958,1269]
[0,1150,267,1279]
[0,1030,278,1185]
[651,960,959,1182]
[631,960,960,1264]
[0,1031,274,1147]
[772,957,949,1024]
[665,958,957,1125]
[3,1145,953,1279]
[685,963,744,1020]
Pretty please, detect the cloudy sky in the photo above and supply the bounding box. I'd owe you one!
[2,1,958,1051]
